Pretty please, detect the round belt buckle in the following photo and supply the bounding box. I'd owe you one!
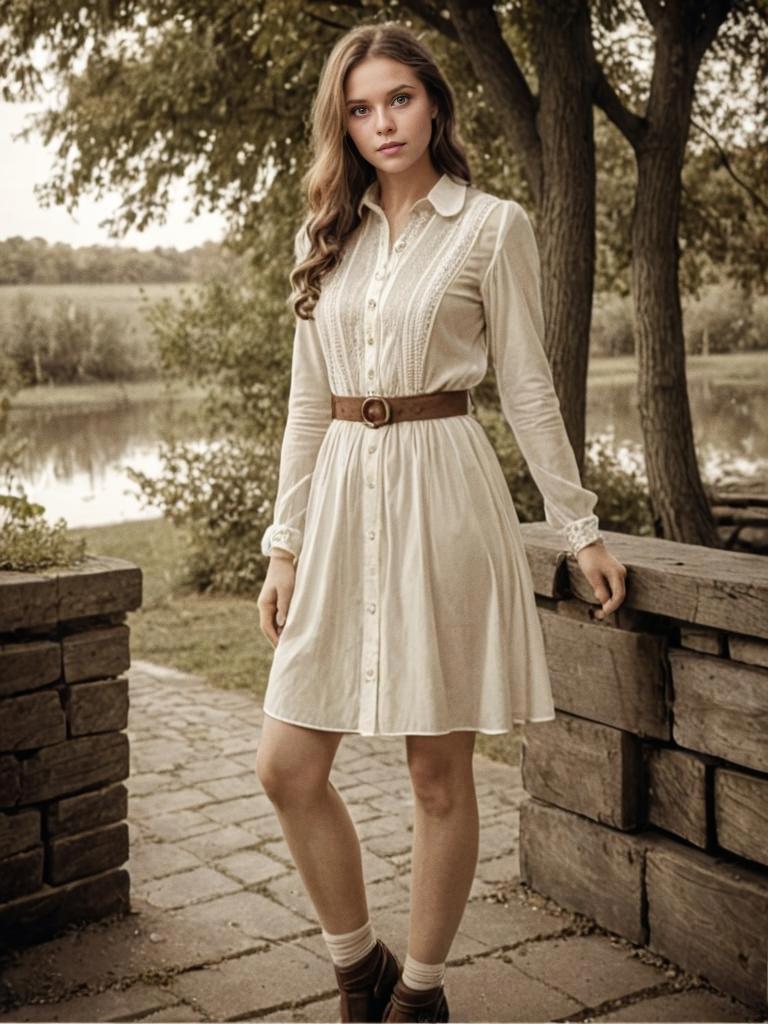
[361,395,392,429]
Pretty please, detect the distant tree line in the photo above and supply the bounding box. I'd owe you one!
[0,236,232,285]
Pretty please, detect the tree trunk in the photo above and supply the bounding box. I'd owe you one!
[447,0,596,470]
[630,10,721,546]
[531,0,596,468]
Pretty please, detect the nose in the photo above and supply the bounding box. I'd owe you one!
[375,107,397,134]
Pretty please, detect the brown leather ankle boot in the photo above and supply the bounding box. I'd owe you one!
[334,938,402,1022]
[382,976,450,1022]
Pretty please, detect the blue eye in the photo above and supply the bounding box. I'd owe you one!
[350,94,411,117]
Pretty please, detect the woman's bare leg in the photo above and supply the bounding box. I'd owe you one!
[255,712,369,933]
[404,730,479,964]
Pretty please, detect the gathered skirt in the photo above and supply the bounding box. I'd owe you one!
[262,411,556,736]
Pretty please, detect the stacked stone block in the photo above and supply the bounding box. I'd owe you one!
[518,524,768,1012]
[0,556,141,949]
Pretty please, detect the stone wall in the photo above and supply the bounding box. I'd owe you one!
[518,524,768,1012]
[0,555,141,949]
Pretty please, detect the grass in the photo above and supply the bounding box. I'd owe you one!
[0,281,193,324]
[9,378,207,410]
[67,516,523,766]
[587,350,768,387]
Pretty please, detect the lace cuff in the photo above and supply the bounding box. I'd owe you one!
[564,515,603,556]
[261,524,302,559]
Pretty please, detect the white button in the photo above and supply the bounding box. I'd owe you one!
[366,668,375,678]
[375,270,385,280]
[394,240,405,252]
[368,445,376,453]
[367,530,375,539]
[367,480,375,488]
[368,298,376,309]
[367,337,374,345]
[367,368,374,378]
[367,388,375,395]
[367,603,376,613]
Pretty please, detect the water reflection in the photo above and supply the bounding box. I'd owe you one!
[7,374,767,530]
[9,397,206,527]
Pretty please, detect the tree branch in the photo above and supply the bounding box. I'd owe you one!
[691,116,768,212]
[638,0,663,29]
[691,0,733,64]
[446,0,542,199]
[591,62,647,148]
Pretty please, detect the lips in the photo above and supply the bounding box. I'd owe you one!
[378,142,404,152]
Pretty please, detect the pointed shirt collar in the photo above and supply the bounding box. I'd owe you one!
[356,171,467,218]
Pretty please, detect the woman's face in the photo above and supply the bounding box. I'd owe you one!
[344,56,437,176]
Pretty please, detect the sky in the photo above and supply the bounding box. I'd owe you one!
[2,100,229,250]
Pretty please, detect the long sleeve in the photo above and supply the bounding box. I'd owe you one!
[260,224,333,560]
[480,200,603,556]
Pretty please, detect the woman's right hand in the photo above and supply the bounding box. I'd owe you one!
[257,550,296,647]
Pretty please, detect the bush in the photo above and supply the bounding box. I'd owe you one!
[0,349,87,571]
[475,403,654,540]
[124,247,293,595]
[591,292,635,357]
[0,292,157,385]
[0,493,86,571]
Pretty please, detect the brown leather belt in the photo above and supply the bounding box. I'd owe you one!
[331,390,471,428]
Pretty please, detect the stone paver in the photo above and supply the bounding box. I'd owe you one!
[0,658,763,1024]
[589,988,766,1021]
[505,933,671,1006]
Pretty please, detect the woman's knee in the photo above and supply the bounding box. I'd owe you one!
[406,732,476,814]
[255,716,340,806]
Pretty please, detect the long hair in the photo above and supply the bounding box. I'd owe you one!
[290,21,472,319]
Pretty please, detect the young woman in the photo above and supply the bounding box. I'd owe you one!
[256,20,627,1024]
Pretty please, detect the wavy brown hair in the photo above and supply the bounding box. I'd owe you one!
[290,21,472,320]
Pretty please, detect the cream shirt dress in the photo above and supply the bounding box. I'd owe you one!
[260,171,602,736]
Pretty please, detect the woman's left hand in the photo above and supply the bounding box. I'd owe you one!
[576,540,628,620]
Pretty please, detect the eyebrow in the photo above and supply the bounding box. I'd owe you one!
[345,83,416,106]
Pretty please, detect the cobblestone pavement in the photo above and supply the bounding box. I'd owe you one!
[0,661,762,1023]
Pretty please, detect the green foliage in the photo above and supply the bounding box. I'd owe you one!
[124,241,294,595]
[683,282,765,355]
[0,291,158,384]
[0,236,233,285]
[475,402,654,540]
[0,350,87,571]
[0,492,87,571]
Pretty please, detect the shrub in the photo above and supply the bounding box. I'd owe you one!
[125,249,293,595]
[0,349,87,571]
[475,403,654,540]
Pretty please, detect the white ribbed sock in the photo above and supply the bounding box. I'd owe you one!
[321,918,377,967]
[401,952,446,990]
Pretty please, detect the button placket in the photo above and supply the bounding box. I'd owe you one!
[360,428,381,733]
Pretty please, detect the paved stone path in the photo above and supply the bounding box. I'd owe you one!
[0,660,763,1023]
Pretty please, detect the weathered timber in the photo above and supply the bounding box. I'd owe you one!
[45,782,127,837]
[61,625,130,683]
[646,832,768,1008]
[715,767,768,869]
[0,691,66,751]
[0,868,130,951]
[0,641,61,698]
[64,677,129,736]
[643,745,717,849]
[519,797,647,944]
[679,626,727,656]
[46,821,129,885]
[670,649,768,774]
[537,607,671,738]
[0,556,142,635]
[728,633,768,670]
[0,809,40,859]
[519,524,768,640]
[18,732,130,805]
[521,712,642,829]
